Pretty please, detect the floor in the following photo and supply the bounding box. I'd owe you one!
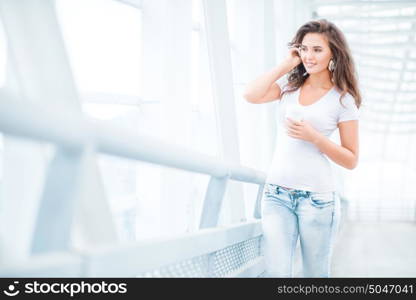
[290,220,416,277]
[330,221,416,277]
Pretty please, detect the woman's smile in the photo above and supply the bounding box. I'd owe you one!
[305,62,316,68]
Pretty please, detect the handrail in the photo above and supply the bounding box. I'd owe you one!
[0,91,266,184]
[0,220,264,277]
[83,219,262,277]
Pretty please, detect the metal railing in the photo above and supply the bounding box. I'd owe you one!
[0,90,267,277]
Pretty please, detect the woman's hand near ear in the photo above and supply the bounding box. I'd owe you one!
[243,47,301,104]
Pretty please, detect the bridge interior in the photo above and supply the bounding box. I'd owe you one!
[0,0,415,277]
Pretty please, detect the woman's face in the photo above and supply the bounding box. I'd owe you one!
[299,33,332,75]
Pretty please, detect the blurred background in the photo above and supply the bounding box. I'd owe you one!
[0,0,415,277]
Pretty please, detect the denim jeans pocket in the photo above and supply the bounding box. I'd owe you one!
[309,191,334,208]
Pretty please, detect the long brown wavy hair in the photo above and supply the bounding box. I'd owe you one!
[281,19,361,109]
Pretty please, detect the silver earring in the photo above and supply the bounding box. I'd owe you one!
[328,59,335,72]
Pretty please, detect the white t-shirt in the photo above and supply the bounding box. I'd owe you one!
[266,77,360,192]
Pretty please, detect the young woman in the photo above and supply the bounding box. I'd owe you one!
[244,19,361,277]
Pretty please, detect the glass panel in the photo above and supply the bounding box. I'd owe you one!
[0,17,6,88]
[0,17,7,200]
[55,0,142,96]
[97,154,210,241]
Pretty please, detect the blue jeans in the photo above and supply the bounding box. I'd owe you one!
[261,183,341,277]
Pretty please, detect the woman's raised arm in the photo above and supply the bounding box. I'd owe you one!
[243,47,302,104]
